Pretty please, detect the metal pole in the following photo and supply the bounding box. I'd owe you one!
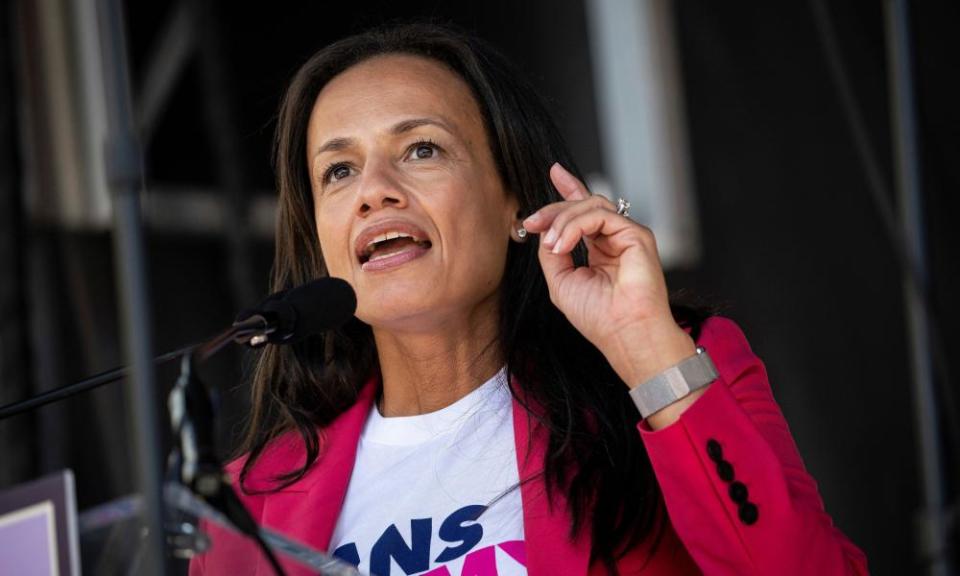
[96,0,166,572]
[884,1,953,574]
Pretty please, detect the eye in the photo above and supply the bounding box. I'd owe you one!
[322,162,353,185]
[406,140,440,161]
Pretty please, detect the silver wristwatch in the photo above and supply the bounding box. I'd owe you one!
[629,346,718,419]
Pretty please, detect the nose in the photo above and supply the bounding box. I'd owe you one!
[355,158,408,216]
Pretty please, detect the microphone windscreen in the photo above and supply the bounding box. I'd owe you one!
[268,277,357,342]
[234,288,288,324]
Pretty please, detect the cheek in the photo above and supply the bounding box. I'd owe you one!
[438,185,512,272]
[315,215,352,276]
[318,236,349,274]
[445,215,510,284]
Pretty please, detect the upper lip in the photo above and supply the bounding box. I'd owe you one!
[353,218,432,263]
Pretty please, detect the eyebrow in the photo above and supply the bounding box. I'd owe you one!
[312,116,457,159]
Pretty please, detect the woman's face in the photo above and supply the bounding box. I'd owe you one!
[306,54,519,331]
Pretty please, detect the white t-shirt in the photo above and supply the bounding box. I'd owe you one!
[329,366,527,576]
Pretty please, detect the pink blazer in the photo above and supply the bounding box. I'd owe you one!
[191,317,868,575]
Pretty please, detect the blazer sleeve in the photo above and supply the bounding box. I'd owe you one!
[637,316,868,576]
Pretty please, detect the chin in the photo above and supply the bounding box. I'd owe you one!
[355,294,436,330]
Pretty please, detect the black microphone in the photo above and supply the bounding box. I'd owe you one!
[233,277,357,347]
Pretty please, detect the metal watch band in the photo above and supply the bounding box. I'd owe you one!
[629,346,719,419]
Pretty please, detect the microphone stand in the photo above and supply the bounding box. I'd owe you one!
[0,314,276,421]
[0,313,290,572]
[2,312,342,574]
[2,282,357,573]
[167,314,287,576]
[0,346,191,420]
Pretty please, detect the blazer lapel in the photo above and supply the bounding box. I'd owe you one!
[256,376,378,576]
[512,375,591,576]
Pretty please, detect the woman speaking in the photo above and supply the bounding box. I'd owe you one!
[192,22,867,576]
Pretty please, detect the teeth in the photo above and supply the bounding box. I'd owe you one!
[365,231,417,253]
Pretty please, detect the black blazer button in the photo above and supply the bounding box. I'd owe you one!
[706,439,723,462]
[738,502,759,525]
[716,460,735,482]
[729,481,749,503]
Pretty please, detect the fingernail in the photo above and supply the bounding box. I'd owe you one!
[523,213,540,225]
[551,242,562,254]
[543,228,558,245]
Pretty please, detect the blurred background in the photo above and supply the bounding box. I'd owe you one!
[0,0,957,574]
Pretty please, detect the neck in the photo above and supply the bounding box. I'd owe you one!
[372,299,503,417]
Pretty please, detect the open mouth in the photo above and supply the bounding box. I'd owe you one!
[354,221,435,272]
[359,235,433,265]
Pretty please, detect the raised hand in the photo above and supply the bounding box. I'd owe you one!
[523,163,697,407]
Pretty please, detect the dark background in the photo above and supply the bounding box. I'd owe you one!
[1,1,958,574]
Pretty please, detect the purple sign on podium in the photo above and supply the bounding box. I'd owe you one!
[0,471,79,576]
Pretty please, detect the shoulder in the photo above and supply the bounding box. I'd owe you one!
[226,429,311,494]
[227,372,381,494]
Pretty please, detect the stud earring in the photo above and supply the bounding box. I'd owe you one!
[516,226,528,242]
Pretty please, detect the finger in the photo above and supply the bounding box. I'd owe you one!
[535,222,576,300]
[538,196,616,248]
[550,163,590,201]
[524,193,614,234]
[521,201,571,232]
[549,207,638,255]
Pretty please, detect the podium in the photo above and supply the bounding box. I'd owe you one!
[79,482,365,575]
[0,471,364,576]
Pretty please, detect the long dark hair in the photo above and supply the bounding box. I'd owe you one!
[239,21,710,571]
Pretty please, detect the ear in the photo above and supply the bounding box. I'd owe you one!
[508,205,527,243]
